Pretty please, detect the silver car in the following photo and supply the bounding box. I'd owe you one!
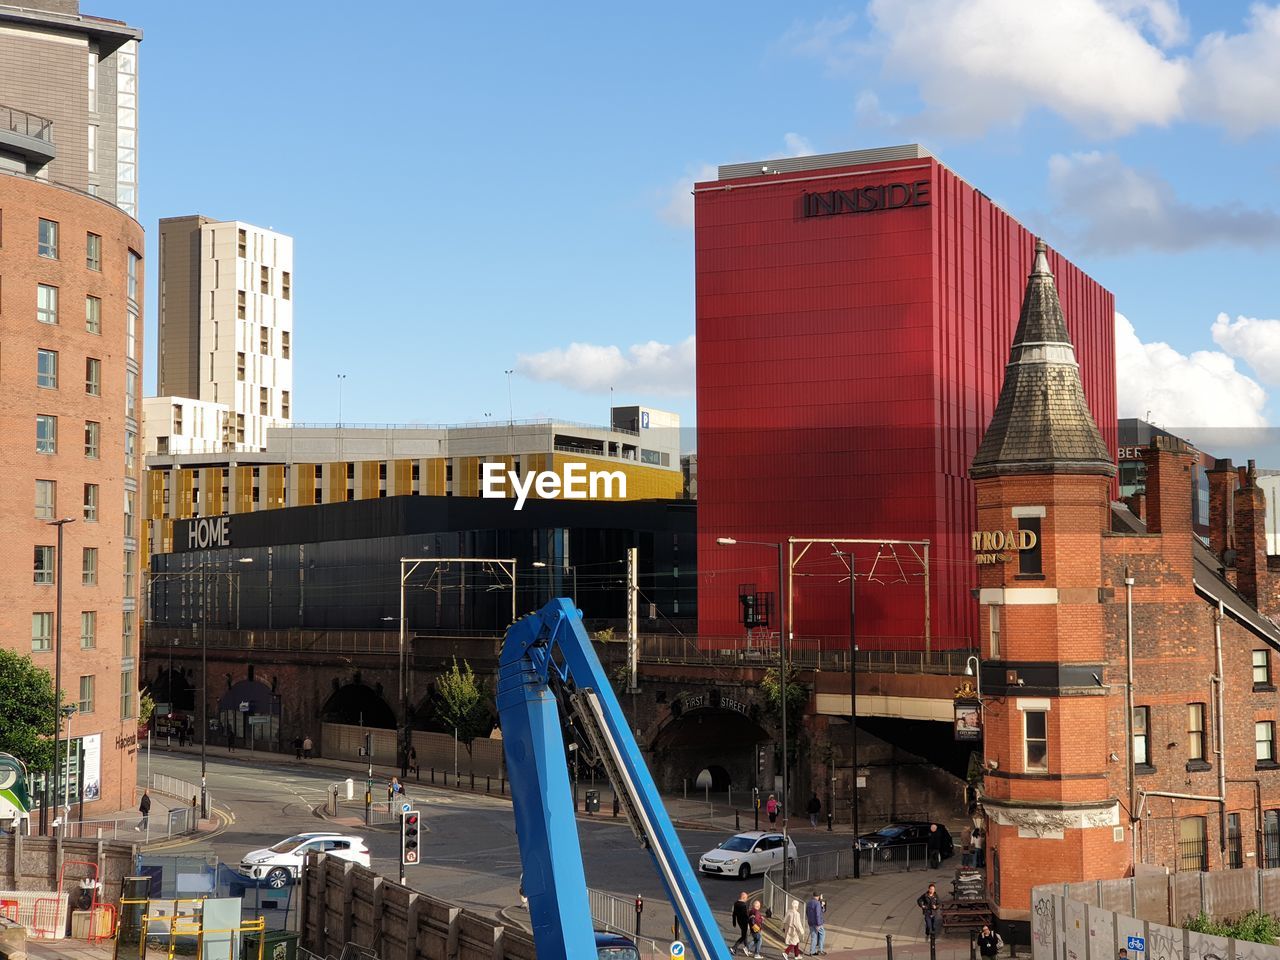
[698,831,797,879]
[240,831,371,888]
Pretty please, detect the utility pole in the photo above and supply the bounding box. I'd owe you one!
[849,552,861,878]
[626,547,639,692]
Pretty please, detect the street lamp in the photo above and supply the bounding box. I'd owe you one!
[716,536,791,893]
[46,517,75,835]
[964,655,982,701]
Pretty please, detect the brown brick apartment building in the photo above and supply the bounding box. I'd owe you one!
[971,242,1280,926]
[0,174,143,814]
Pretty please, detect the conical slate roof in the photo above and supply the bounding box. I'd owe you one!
[970,240,1116,479]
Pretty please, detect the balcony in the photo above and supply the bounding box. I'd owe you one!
[0,103,55,166]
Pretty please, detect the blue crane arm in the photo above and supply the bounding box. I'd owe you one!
[497,598,730,960]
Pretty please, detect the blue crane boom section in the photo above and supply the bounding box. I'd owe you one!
[496,598,730,960]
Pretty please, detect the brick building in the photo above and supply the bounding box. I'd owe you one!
[971,241,1280,929]
[0,173,143,814]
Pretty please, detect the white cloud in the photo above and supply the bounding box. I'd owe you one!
[516,335,695,396]
[658,163,717,229]
[1116,311,1268,431]
[779,13,861,72]
[782,133,815,157]
[1101,0,1188,46]
[865,0,1188,136]
[1189,4,1280,136]
[854,90,897,128]
[1212,313,1280,385]
[1047,152,1280,253]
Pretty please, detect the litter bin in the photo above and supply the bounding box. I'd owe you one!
[242,929,299,960]
[585,790,600,814]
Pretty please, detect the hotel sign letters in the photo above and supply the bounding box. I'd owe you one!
[803,180,930,218]
[971,528,1037,565]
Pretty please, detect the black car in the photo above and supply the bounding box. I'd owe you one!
[854,821,954,861]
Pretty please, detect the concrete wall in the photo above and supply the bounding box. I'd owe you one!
[0,835,135,898]
[1044,868,1280,927]
[300,856,537,960]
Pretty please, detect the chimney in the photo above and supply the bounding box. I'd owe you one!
[1141,435,1195,536]
[1207,458,1238,562]
[1233,460,1271,612]
[1124,493,1145,521]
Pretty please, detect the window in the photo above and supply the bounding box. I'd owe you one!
[124,490,135,538]
[31,613,52,652]
[281,330,291,359]
[236,413,245,444]
[1228,813,1243,869]
[38,219,58,259]
[236,352,246,381]
[1189,703,1206,762]
[37,284,58,324]
[260,265,269,294]
[156,437,168,454]
[84,420,100,459]
[1018,516,1043,576]
[85,295,101,334]
[83,483,98,521]
[86,124,96,173]
[85,357,101,396]
[120,671,135,720]
[126,310,136,359]
[173,403,184,434]
[282,271,291,300]
[36,415,57,454]
[260,386,269,415]
[1266,810,1280,868]
[1024,710,1048,771]
[87,50,97,112]
[80,612,96,650]
[81,547,97,585]
[86,233,101,271]
[1134,706,1150,767]
[1259,721,1276,763]
[122,612,134,659]
[281,390,290,419]
[37,349,58,388]
[78,675,94,714]
[1255,650,1273,688]
[237,289,246,319]
[35,479,55,519]
[127,250,139,302]
[123,548,135,594]
[125,429,136,469]
[237,229,247,258]
[33,545,54,585]
[125,370,136,418]
[260,326,269,353]
[989,604,1001,658]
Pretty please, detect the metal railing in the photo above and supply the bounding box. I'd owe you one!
[150,772,212,813]
[761,843,935,915]
[1,102,52,141]
[587,887,669,959]
[285,417,642,437]
[1177,838,1208,872]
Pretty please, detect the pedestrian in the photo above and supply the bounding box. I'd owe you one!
[974,827,986,869]
[917,882,941,941]
[766,793,779,825]
[136,790,151,832]
[978,923,1002,958]
[227,729,236,753]
[177,724,187,748]
[409,746,417,776]
[1118,950,1128,960]
[805,890,826,956]
[748,899,765,959]
[782,898,805,957]
[293,736,303,760]
[807,793,821,828]
[730,891,751,956]
[388,776,403,803]
[303,735,313,759]
[926,822,942,868]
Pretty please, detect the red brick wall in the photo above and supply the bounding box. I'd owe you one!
[0,176,142,813]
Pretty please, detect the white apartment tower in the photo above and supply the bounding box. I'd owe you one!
[152,215,294,453]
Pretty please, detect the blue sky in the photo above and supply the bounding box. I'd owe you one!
[122,0,1280,439]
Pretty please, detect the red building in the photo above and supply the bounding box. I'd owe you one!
[694,145,1116,649]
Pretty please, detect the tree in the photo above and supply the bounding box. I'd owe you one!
[139,691,156,728]
[761,665,809,768]
[432,658,492,743]
[0,649,57,772]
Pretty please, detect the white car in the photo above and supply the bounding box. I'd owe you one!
[698,831,797,879]
[240,832,370,888]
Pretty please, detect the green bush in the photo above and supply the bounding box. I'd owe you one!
[1185,910,1280,945]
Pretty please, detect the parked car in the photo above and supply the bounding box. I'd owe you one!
[854,821,953,861]
[240,831,371,888]
[595,931,641,960]
[698,831,797,879]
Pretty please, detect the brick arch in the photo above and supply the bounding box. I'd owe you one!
[320,682,396,728]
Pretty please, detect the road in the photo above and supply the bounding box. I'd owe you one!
[147,750,851,928]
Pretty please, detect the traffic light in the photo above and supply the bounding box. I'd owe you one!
[401,809,420,865]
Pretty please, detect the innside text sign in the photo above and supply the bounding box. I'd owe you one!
[803,180,931,218]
